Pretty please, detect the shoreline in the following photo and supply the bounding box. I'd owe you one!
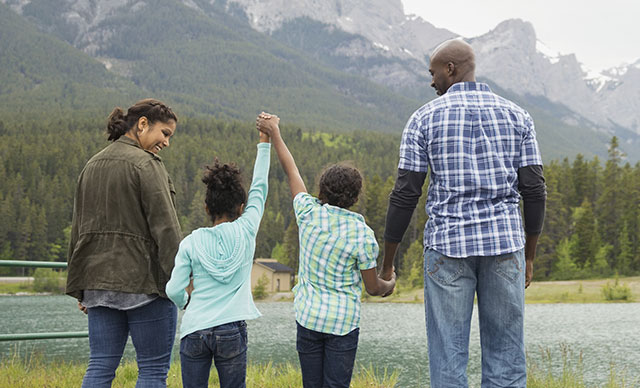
[1,276,638,304]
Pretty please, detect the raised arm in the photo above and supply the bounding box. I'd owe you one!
[256,113,307,198]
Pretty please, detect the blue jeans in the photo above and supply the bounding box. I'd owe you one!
[296,322,359,388]
[180,321,248,388]
[424,248,526,388]
[82,297,178,388]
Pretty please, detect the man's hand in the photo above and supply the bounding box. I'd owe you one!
[524,233,539,289]
[380,270,396,297]
[78,301,88,315]
[525,260,533,288]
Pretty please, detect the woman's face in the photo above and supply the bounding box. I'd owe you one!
[137,117,177,154]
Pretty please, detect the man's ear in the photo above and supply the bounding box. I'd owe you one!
[446,62,455,76]
[238,203,245,215]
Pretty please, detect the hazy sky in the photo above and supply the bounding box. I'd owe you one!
[401,0,640,73]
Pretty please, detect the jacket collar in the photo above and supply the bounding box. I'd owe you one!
[115,135,161,161]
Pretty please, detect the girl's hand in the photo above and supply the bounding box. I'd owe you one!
[256,112,280,137]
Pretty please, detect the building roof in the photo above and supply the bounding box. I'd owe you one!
[254,259,294,273]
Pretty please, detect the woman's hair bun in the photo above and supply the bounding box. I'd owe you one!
[106,107,128,141]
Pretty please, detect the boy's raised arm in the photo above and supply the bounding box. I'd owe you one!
[257,113,307,198]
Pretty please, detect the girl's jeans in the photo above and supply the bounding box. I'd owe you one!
[82,297,178,388]
[424,248,526,388]
[179,321,248,388]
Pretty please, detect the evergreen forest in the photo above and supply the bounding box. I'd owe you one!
[1,115,638,282]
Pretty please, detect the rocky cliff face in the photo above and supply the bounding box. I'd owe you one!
[3,0,639,137]
[225,1,639,136]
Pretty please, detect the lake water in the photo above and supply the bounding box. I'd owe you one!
[1,296,639,387]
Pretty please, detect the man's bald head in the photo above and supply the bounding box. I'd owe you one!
[428,38,476,95]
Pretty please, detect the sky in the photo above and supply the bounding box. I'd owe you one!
[401,0,640,73]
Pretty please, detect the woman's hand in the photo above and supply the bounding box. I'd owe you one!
[185,278,194,296]
[78,301,88,315]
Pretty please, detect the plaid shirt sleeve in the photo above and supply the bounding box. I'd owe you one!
[357,228,379,270]
[519,112,543,168]
[398,113,429,172]
[293,192,317,223]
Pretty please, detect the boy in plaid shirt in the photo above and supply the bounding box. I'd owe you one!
[257,112,396,388]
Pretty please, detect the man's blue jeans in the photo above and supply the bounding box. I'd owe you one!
[424,248,526,388]
[296,322,359,388]
[179,321,248,388]
[82,297,178,388]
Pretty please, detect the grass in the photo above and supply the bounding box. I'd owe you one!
[0,281,33,295]
[0,355,398,388]
[1,350,636,388]
[2,276,639,303]
[360,276,640,304]
[526,345,639,388]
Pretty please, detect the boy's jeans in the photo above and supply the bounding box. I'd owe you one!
[82,297,177,388]
[180,320,248,388]
[424,248,526,388]
[296,322,359,388]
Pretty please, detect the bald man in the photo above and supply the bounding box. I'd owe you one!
[380,39,546,387]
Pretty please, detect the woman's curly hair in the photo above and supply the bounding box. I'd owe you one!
[202,159,247,222]
[318,163,363,209]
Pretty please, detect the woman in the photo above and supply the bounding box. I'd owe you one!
[66,98,183,388]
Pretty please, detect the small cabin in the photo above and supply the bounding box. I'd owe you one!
[251,258,295,292]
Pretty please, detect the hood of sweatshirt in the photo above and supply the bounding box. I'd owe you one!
[190,224,244,284]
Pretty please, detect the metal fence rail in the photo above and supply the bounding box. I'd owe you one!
[0,260,89,341]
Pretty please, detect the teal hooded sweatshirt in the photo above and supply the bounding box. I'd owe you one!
[167,143,270,338]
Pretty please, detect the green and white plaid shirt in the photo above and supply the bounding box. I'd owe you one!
[292,193,379,335]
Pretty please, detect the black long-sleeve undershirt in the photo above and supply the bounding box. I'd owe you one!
[383,166,547,243]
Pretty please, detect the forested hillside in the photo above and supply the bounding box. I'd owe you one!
[1,115,638,281]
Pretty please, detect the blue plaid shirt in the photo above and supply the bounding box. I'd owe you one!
[399,82,543,258]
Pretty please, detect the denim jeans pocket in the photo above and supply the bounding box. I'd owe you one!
[494,253,523,284]
[326,328,359,353]
[180,332,205,358]
[215,326,247,360]
[425,250,464,286]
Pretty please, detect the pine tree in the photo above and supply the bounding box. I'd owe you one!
[569,199,598,270]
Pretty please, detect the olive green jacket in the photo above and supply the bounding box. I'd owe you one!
[66,136,182,300]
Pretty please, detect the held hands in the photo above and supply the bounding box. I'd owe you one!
[256,112,280,138]
[379,266,396,297]
[185,278,194,296]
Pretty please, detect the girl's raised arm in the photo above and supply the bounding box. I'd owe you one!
[257,113,306,198]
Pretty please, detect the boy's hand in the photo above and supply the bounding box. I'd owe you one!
[256,112,280,137]
[380,271,396,297]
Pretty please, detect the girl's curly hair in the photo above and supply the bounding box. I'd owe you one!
[318,163,362,209]
[202,159,247,222]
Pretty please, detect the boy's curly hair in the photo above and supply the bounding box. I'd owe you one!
[202,159,247,222]
[318,163,362,209]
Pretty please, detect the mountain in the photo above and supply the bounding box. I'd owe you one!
[1,0,638,161]
[0,0,419,132]
[218,0,640,160]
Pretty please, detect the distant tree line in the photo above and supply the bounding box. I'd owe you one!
[0,116,638,281]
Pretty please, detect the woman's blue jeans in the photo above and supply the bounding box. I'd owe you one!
[82,297,178,388]
[179,321,248,388]
[296,322,359,388]
[424,248,526,388]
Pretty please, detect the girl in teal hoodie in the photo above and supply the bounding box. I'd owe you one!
[166,129,270,388]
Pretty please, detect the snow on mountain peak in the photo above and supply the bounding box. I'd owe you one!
[536,39,560,64]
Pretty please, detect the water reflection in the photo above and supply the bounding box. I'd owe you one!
[1,296,639,387]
